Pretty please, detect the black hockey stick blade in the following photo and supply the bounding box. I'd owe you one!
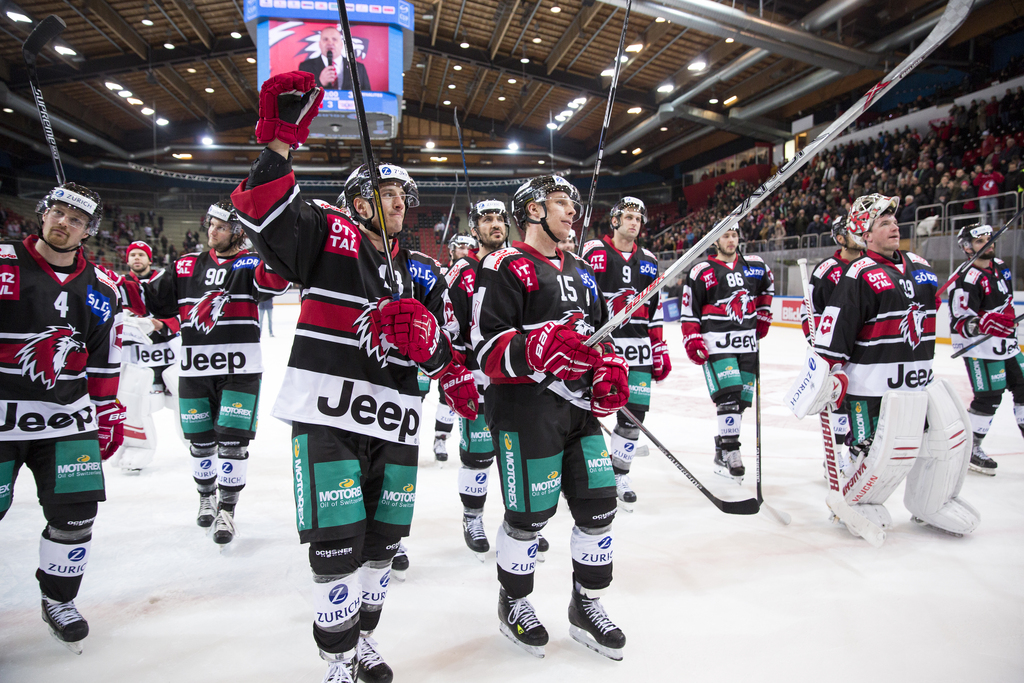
[23,15,66,64]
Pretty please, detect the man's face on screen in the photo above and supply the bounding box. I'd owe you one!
[319,27,343,58]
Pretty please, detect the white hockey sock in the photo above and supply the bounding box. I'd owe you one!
[458,466,489,499]
[1015,404,1024,428]
[495,524,538,577]
[218,455,248,489]
[968,410,994,436]
[359,561,391,614]
[313,573,361,633]
[434,402,456,426]
[717,412,741,440]
[570,525,613,568]
[191,450,218,483]
[39,536,90,579]
[608,430,637,471]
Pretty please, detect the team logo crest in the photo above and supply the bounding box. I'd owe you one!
[717,290,751,325]
[607,287,638,315]
[15,325,85,389]
[189,289,231,334]
[556,308,593,336]
[900,302,925,349]
[354,301,396,365]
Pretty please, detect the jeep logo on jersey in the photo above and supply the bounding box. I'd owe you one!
[15,325,85,390]
[717,290,751,325]
[354,301,397,365]
[189,289,231,334]
[900,302,925,349]
[887,364,935,389]
[317,380,420,443]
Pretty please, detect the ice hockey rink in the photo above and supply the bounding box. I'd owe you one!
[2,304,1022,683]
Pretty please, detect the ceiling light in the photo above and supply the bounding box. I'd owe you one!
[532,37,542,44]
[655,16,666,23]
[69,138,78,143]
[172,153,192,159]
[573,97,586,104]
[688,59,707,71]
[187,67,197,73]
[559,109,572,117]
[231,31,242,39]
[422,13,433,19]
[554,114,566,121]
[205,87,215,93]
[54,45,76,56]
[448,83,456,89]
[246,57,256,64]
[627,107,642,114]
[118,90,132,98]
[660,126,668,131]
[425,140,435,149]
[201,136,214,146]
[430,156,448,162]
[508,142,519,151]
[520,57,529,64]
[724,95,738,105]
[657,84,673,93]
[601,69,614,77]
[625,42,643,53]
[460,41,470,49]
[164,42,174,50]
[105,81,123,91]
[725,37,735,43]
[453,65,462,71]
[709,97,719,104]
[632,148,642,155]
[508,78,516,84]
[538,159,545,164]
[7,11,31,22]
[127,97,144,105]
[498,96,506,101]
[141,107,155,115]
[620,149,627,154]
[156,118,169,126]
[443,100,451,105]
[567,101,579,109]
[2,107,13,113]
[141,18,154,26]
[551,5,561,12]
[547,122,558,130]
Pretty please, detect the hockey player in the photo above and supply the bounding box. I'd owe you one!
[473,174,631,660]
[581,197,669,509]
[143,201,289,545]
[948,223,1020,475]
[680,227,773,483]
[116,240,182,473]
[0,182,125,652]
[231,71,474,683]
[787,193,979,538]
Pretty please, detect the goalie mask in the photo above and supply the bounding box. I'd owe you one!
[36,182,103,252]
[610,196,648,225]
[847,193,899,249]
[956,223,993,255]
[512,175,582,243]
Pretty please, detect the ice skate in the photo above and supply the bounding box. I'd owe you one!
[968,443,997,476]
[212,507,235,545]
[320,649,355,683]
[356,634,393,683]
[714,447,745,485]
[433,434,448,465]
[615,473,636,512]
[536,533,549,563]
[498,587,548,658]
[390,543,408,581]
[462,512,489,559]
[197,492,217,528]
[41,594,88,655]
[568,586,625,661]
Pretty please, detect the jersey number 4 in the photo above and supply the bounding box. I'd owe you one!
[54,291,69,318]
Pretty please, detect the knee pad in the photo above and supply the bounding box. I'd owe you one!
[495,521,538,577]
[310,539,362,576]
[458,465,490,501]
[190,442,218,491]
[570,524,613,568]
[716,401,742,441]
[570,496,617,529]
[312,571,361,635]
[217,441,249,493]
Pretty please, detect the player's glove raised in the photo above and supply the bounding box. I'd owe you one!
[683,332,709,365]
[525,322,601,381]
[974,310,1016,338]
[255,71,324,149]
[378,297,440,364]
[97,400,126,461]
[651,338,672,381]
[756,309,772,339]
[591,343,629,417]
[439,363,479,420]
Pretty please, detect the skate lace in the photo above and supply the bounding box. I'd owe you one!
[615,473,632,491]
[580,597,618,636]
[725,450,743,469]
[199,496,217,515]
[323,660,353,683]
[466,515,487,541]
[508,597,542,631]
[44,598,82,628]
[358,637,386,668]
[214,509,235,534]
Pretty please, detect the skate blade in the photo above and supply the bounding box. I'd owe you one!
[122,468,142,476]
[713,466,744,485]
[911,516,964,538]
[535,550,546,563]
[616,499,634,513]
[968,464,996,476]
[499,622,545,658]
[390,568,406,582]
[471,550,486,563]
[569,625,623,661]
[634,445,649,458]
[45,626,83,655]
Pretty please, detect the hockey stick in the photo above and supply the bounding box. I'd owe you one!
[951,312,1024,359]
[439,174,460,247]
[620,407,760,515]
[578,0,632,247]
[538,0,974,392]
[797,258,885,547]
[335,2,399,297]
[23,15,68,185]
[935,205,1024,298]
[754,348,792,525]
[453,107,475,209]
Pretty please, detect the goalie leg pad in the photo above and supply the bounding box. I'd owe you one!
[843,391,928,506]
[904,380,980,535]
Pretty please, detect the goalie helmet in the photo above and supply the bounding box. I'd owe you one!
[609,196,648,225]
[36,182,103,236]
[340,163,420,214]
[511,175,582,230]
[468,199,509,231]
[846,193,899,248]
[956,222,993,254]
[448,233,477,257]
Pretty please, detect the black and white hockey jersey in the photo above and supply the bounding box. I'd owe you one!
[802,250,854,342]
[815,249,938,396]
[143,248,289,377]
[472,240,608,410]
[0,236,123,440]
[231,163,452,446]
[949,257,1018,360]
[581,235,663,370]
[680,254,774,356]
[122,268,182,369]
[444,252,489,390]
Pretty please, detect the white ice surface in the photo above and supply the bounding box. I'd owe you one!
[2,306,1022,683]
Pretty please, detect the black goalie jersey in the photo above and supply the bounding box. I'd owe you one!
[144,249,289,377]
[949,257,1017,360]
[680,255,774,355]
[472,241,608,410]
[815,250,938,396]
[230,167,452,447]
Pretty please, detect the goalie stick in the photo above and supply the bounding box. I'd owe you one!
[797,258,885,547]
[23,15,68,185]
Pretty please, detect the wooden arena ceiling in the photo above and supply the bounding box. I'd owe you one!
[0,0,1019,180]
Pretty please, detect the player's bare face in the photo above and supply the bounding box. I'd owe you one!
[127,249,151,275]
[716,231,739,259]
[616,210,643,241]
[866,214,900,256]
[42,203,89,250]
[476,213,507,250]
[539,192,576,241]
[971,235,995,260]
[356,182,406,235]
[452,245,470,260]
[208,217,237,253]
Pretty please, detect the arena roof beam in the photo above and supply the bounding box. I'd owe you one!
[217,57,259,111]
[489,0,522,60]
[156,66,217,124]
[166,0,214,50]
[430,0,443,45]
[544,1,602,74]
[504,81,544,130]
[82,0,150,60]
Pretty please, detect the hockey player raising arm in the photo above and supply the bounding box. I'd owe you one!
[0,183,126,653]
[948,223,1020,475]
[472,175,630,661]
[231,71,467,683]
[786,194,980,539]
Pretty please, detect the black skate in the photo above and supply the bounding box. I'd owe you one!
[463,513,489,559]
[197,492,217,528]
[615,473,637,511]
[41,594,88,654]
[568,587,625,661]
[356,634,393,683]
[713,446,745,485]
[433,434,448,465]
[498,587,548,658]
[212,507,235,545]
[536,533,549,563]
[390,543,409,581]
[968,444,997,476]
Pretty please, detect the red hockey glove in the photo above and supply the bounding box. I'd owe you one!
[683,332,709,365]
[756,309,772,339]
[591,345,630,417]
[978,310,1016,338]
[651,339,672,381]
[439,363,479,420]
[255,72,324,149]
[524,322,601,381]
[97,400,126,461]
[377,297,440,364]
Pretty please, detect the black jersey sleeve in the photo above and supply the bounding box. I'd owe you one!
[814,264,874,365]
[679,262,711,338]
[473,252,531,381]
[142,264,180,320]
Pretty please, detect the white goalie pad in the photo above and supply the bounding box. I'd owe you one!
[785,349,834,419]
[842,390,928,506]
[122,316,156,345]
[904,379,980,535]
[118,363,157,418]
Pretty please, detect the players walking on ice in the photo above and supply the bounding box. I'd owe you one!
[581,197,670,509]
[472,175,630,660]
[143,201,289,545]
[680,227,774,484]
[232,71,475,683]
[948,223,1021,475]
[786,194,980,539]
[0,183,126,653]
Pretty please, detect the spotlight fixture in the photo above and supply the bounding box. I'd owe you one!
[497,96,506,101]
[625,42,643,53]
[205,87,215,93]
[187,68,197,73]
[156,118,169,126]
[443,100,451,105]
[657,84,673,93]
[246,57,256,64]
[508,78,516,84]
[551,6,561,12]
[127,97,144,105]
[231,31,242,39]
[425,140,435,149]
[448,84,456,89]
[709,97,719,104]
[69,138,78,143]
[105,81,123,91]
[660,126,668,132]
[725,37,735,43]
[508,142,519,151]
[7,11,31,22]
[632,148,641,155]
[724,95,738,105]
[164,42,175,49]
[141,107,155,115]
[172,153,193,159]
[627,107,642,114]
[453,65,462,71]
[547,122,558,130]
[118,90,133,98]
[688,59,707,71]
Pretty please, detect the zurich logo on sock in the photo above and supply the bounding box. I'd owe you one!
[475,472,487,484]
[598,536,612,549]
[68,548,87,562]
[329,584,349,604]
[222,462,233,474]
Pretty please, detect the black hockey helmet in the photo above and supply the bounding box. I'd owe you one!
[36,182,103,236]
[957,222,993,254]
[609,196,648,225]
[468,199,509,231]
[831,213,850,242]
[511,175,582,234]
[340,163,420,215]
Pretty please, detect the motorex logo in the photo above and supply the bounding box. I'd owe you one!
[598,536,612,549]
[68,548,87,562]
[328,584,349,604]
[475,472,487,484]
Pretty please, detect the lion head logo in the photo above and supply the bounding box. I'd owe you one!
[717,290,751,325]
[189,289,231,334]
[607,287,638,316]
[15,325,85,390]
[354,301,396,365]
[900,301,925,349]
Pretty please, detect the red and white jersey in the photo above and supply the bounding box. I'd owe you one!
[949,258,1017,360]
[0,237,123,440]
[680,254,774,355]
